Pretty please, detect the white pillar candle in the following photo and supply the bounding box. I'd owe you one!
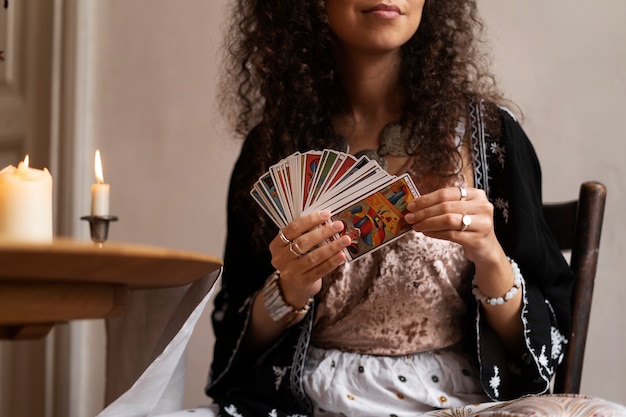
[91,149,110,216]
[0,155,53,243]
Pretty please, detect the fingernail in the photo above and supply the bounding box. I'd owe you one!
[405,213,415,222]
[319,210,331,220]
[340,235,352,246]
[331,220,344,231]
[407,201,416,210]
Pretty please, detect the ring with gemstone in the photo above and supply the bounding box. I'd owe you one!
[461,214,472,232]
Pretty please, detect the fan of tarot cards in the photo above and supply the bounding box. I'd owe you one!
[251,149,421,261]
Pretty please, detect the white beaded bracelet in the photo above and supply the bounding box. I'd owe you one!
[472,257,523,306]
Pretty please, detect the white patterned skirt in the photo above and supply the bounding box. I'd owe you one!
[303,345,490,417]
[152,347,626,417]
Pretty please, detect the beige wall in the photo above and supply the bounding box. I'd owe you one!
[85,0,237,410]
[480,0,626,403]
[57,0,626,413]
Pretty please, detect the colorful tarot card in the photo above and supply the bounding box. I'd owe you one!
[305,150,340,208]
[251,187,285,229]
[258,172,287,226]
[331,174,420,261]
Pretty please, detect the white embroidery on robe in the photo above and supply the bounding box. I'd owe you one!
[224,404,244,417]
[273,366,288,391]
[494,198,510,224]
[551,326,568,363]
[490,142,506,168]
[538,345,549,371]
[489,366,501,398]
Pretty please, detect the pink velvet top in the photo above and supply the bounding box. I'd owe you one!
[311,232,472,355]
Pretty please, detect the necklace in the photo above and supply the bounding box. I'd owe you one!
[351,121,416,172]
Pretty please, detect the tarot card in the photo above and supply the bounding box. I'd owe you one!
[270,160,295,222]
[256,172,288,226]
[251,187,286,229]
[331,174,420,261]
[308,159,385,211]
[287,152,303,218]
[305,149,341,208]
[315,152,357,200]
[319,152,359,195]
[301,151,322,213]
[305,167,391,215]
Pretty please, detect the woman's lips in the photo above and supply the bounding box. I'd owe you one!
[363,4,402,18]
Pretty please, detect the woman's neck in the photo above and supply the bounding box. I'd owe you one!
[333,47,404,154]
[335,47,403,123]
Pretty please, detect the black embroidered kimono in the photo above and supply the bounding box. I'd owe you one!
[205,103,574,416]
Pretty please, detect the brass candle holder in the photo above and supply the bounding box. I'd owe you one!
[81,215,118,246]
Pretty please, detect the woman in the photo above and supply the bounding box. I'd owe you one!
[199,1,619,416]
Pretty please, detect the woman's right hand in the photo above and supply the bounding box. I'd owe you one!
[269,210,351,309]
[244,210,351,351]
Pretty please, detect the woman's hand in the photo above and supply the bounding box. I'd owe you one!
[244,210,351,351]
[269,210,352,308]
[404,186,502,265]
[405,186,525,356]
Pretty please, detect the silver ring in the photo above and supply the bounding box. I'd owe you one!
[289,241,307,257]
[279,230,292,245]
[459,186,467,201]
[461,214,472,232]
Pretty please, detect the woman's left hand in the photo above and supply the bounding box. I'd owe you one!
[406,186,524,355]
[404,186,502,264]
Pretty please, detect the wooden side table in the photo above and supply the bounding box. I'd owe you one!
[0,238,222,340]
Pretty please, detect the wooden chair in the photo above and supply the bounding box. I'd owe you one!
[542,181,607,394]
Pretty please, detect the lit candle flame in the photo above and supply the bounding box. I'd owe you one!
[95,150,104,184]
[24,154,29,168]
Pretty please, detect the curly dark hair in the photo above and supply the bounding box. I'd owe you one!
[220,0,505,247]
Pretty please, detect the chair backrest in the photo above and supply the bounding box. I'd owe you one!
[542,181,607,394]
